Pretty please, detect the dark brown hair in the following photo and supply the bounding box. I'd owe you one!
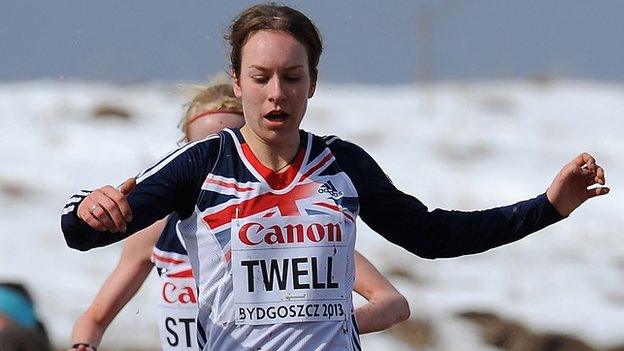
[226,3,323,83]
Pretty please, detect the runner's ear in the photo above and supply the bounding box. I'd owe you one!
[232,70,242,98]
[308,82,316,99]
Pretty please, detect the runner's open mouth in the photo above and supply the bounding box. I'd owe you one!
[264,111,289,122]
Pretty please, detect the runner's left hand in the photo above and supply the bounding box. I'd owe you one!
[546,152,609,217]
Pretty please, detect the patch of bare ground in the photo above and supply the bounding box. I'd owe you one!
[93,104,132,119]
[478,95,518,115]
[385,266,431,287]
[458,311,624,351]
[528,74,558,89]
[387,318,436,350]
[0,178,31,199]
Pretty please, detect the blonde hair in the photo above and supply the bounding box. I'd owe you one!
[179,83,243,142]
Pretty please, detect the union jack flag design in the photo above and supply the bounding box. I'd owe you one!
[174,128,362,351]
[194,129,359,264]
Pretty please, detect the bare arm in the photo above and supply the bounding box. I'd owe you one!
[69,219,166,349]
[352,251,410,334]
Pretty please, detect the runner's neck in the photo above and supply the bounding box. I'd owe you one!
[239,126,301,172]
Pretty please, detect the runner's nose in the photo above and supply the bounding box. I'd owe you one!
[267,77,286,104]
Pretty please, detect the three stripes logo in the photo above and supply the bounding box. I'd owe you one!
[317,180,344,199]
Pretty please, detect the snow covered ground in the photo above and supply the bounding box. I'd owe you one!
[0,79,622,350]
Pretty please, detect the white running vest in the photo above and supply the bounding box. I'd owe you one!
[178,130,362,351]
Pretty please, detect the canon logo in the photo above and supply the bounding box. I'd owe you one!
[238,222,342,246]
[162,282,197,304]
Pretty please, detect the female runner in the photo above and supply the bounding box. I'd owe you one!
[61,4,608,351]
[68,84,409,351]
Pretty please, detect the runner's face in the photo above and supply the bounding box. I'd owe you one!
[233,30,315,145]
[187,111,245,142]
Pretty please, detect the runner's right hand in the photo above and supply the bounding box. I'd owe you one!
[77,178,135,233]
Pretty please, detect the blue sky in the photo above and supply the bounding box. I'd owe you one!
[1,0,623,83]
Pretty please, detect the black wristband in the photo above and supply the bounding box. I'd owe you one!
[72,343,97,351]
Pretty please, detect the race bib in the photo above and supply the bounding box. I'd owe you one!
[157,275,198,350]
[231,215,349,325]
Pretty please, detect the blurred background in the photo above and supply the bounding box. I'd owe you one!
[1,0,623,350]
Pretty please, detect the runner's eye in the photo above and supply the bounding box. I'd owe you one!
[284,75,301,82]
[252,75,269,84]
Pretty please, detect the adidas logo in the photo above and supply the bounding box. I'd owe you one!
[317,180,344,199]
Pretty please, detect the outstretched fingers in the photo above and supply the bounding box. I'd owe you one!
[575,152,597,171]
[587,187,610,198]
[575,152,606,186]
[582,156,609,198]
[549,152,610,217]
[594,165,606,185]
[583,164,606,187]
